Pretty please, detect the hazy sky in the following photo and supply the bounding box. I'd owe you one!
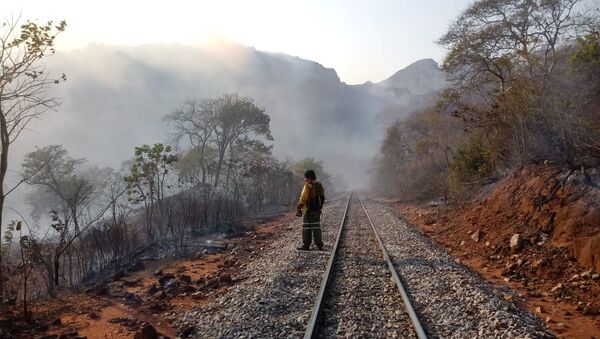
[6,0,472,84]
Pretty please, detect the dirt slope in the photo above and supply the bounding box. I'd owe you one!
[393,164,600,337]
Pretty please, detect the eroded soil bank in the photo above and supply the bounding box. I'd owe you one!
[386,164,600,338]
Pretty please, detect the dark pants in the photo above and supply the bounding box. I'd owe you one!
[302,213,323,248]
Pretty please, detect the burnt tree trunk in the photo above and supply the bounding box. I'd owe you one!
[0,109,9,299]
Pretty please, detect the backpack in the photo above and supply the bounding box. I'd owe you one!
[307,181,325,212]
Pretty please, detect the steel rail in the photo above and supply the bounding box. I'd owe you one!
[358,193,428,339]
[303,191,352,339]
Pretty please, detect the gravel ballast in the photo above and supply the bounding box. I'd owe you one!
[176,193,556,338]
[363,197,555,339]
[176,198,346,338]
[316,195,416,338]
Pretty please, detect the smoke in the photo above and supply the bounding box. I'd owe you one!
[4,41,445,222]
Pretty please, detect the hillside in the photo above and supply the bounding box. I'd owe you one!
[13,43,445,185]
[396,165,600,336]
[378,58,446,95]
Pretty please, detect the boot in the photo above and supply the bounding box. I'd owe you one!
[296,246,310,251]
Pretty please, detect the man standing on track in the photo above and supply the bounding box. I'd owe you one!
[297,169,326,250]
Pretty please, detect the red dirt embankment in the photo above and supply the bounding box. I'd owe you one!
[394,164,600,337]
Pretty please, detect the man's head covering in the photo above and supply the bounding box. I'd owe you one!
[304,169,316,180]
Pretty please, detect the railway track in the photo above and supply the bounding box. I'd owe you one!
[182,191,552,338]
[304,192,427,338]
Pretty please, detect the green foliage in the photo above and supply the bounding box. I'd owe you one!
[571,32,600,97]
[0,18,68,151]
[215,94,273,142]
[124,143,178,240]
[123,143,178,204]
[572,33,600,66]
[165,94,272,192]
[164,94,314,233]
[449,136,494,184]
[8,20,66,56]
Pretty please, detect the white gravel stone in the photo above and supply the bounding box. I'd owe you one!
[317,195,416,338]
[363,198,555,339]
[175,197,346,338]
[174,195,555,339]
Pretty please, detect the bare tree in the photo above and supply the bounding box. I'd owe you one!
[439,0,588,93]
[0,17,66,298]
[210,94,272,191]
[438,0,597,164]
[21,145,123,288]
[166,100,217,186]
[166,94,273,230]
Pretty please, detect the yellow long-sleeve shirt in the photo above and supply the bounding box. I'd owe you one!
[297,181,325,213]
[298,182,311,213]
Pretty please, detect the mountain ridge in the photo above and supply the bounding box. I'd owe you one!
[15,43,446,187]
[378,58,446,95]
